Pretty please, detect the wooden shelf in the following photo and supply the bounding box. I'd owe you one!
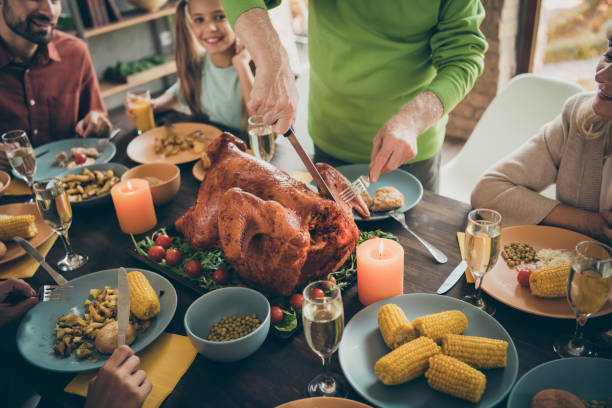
[83,5,175,38]
[100,61,176,98]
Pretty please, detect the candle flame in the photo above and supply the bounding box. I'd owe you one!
[378,238,384,258]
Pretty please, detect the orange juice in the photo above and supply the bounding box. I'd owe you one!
[132,98,155,133]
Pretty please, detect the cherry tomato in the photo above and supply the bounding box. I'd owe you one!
[270,306,284,324]
[213,267,229,285]
[311,288,325,298]
[328,275,337,285]
[369,236,377,240]
[148,245,165,262]
[155,234,172,249]
[165,249,182,266]
[517,268,532,288]
[289,293,303,310]
[74,153,87,165]
[185,260,202,278]
[237,283,247,288]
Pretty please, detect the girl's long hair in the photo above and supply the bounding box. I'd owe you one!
[175,0,207,121]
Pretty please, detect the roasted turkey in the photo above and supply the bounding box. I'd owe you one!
[175,132,369,295]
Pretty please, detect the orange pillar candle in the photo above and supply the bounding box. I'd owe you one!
[357,238,404,306]
[111,178,157,234]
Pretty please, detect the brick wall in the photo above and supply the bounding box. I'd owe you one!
[447,0,521,140]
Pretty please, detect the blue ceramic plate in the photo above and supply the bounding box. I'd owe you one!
[506,357,612,408]
[336,164,423,221]
[57,163,129,208]
[338,294,519,408]
[18,138,116,181]
[16,268,177,373]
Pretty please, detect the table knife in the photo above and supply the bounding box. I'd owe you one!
[283,126,340,205]
[436,260,468,295]
[117,267,130,347]
[13,237,68,286]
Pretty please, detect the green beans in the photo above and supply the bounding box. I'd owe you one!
[501,241,537,268]
[207,314,261,342]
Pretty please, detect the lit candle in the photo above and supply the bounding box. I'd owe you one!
[111,178,157,234]
[357,238,404,306]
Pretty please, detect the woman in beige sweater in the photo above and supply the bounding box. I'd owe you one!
[471,37,612,244]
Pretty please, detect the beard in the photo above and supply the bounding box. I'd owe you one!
[2,2,54,45]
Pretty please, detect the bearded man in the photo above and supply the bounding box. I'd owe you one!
[0,0,111,169]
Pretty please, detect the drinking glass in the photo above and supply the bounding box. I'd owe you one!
[554,241,612,357]
[302,280,347,397]
[126,89,155,134]
[247,115,276,162]
[2,130,36,189]
[33,178,88,271]
[463,208,502,315]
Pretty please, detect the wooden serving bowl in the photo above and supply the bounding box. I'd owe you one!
[121,162,180,206]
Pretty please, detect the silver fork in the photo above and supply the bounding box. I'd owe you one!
[97,128,121,150]
[38,285,72,302]
[388,209,448,264]
[339,175,370,203]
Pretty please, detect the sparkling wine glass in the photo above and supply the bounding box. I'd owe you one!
[33,178,88,271]
[463,208,502,315]
[247,115,276,162]
[554,241,612,357]
[2,130,36,189]
[302,280,347,397]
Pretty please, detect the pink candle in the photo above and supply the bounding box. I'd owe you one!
[111,178,157,234]
[357,238,404,306]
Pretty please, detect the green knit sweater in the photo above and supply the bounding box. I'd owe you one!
[223,0,487,163]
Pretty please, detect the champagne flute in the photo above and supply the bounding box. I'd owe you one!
[33,178,88,271]
[247,115,276,162]
[302,280,347,397]
[554,241,612,357]
[2,130,36,189]
[463,208,502,315]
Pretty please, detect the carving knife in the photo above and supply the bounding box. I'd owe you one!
[283,126,341,205]
[436,261,468,295]
[14,237,68,286]
[117,267,130,347]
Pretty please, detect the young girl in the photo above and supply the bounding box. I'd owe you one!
[126,0,253,132]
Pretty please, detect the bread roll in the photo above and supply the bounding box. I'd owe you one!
[531,389,584,408]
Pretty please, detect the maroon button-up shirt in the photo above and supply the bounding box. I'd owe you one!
[0,30,107,147]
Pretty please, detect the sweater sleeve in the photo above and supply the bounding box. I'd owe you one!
[425,0,487,114]
[222,0,281,28]
[469,98,583,226]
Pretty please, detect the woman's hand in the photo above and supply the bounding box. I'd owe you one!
[0,278,38,327]
[75,111,112,138]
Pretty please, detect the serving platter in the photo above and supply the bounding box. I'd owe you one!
[57,163,129,208]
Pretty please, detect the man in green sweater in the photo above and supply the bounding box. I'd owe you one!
[223,1,487,191]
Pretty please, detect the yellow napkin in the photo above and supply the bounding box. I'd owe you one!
[4,178,31,196]
[456,232,475,283]
[0,235,57,279]
[65,333,197,408]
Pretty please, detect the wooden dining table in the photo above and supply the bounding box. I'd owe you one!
[2,117,611,408]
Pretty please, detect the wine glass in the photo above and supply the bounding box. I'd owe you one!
[463,208,502,315]
[2,130,36,189]
[247,115,276,162]
[554,241,612,357]
[302,280,347,397]
[33,178,88,271]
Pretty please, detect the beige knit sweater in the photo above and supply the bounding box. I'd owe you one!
[471,92,607,226]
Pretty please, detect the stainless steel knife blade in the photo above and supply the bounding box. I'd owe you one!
[117,267,130,347]
[13,237,68,286]
[283,126,340,205]
[436,260,468,295]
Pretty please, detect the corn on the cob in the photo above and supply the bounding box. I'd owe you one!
[127,271,160,320]
[374,336,441,385]
[378,304,416,349]
[412,310,468,343]
[529,263,570,298]
[425,354,487,403]
[441,333,508,368]
[0,215,37,241]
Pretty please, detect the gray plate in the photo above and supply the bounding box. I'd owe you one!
[19,138,116,181]
[57,163,128,208]
[16,268,177,373]
[506,357,612,408]
[336,164,423,221]
[338,293,519,408]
